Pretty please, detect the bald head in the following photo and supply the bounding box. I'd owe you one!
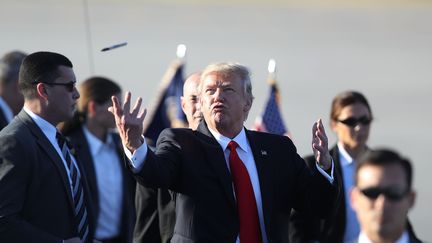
[181,72,202,129]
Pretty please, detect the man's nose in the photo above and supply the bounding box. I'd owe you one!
[353,123,366,131]
[214,88,224,100]
[73,87,80,99]
[375,194,392,209]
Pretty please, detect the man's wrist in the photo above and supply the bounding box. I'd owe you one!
[127,137,144,152]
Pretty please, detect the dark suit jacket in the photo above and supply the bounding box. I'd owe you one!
[0,107,9,131]
[289,146,422,243]
[133,121,337,243]
[0,110,95,243]
[289,146,345,243]
[65,126,136,243]
[133,185,176,243]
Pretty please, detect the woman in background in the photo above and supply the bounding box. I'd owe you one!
[290,90,373,243]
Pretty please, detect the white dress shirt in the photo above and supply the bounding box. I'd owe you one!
[208,128,268,243]
[23,107,78,197]
[125,127,334,243]
[0,96,14,123]
[82,126,123,239]
[338,143,361,243]
[358,230,409,243]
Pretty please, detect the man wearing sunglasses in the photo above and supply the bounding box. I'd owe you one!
[349,149,422,243]
[0,52,98,242]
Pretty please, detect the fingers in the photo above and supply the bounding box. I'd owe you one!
[313,142,325,154]
[123,91,132,114]
[313,119,328,146]
[109,91,145,129]
[131,97,143,117]
[312,118,328,154]
[138,108,147,122]
[109,95,122,116]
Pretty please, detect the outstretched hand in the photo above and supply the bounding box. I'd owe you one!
[312,119,332,170]
[108,91,147,153]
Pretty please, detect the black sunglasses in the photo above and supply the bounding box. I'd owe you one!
[337,116,372,127]
[360,186,408,202]
[33,81,76,92]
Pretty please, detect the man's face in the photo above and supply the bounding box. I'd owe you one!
[45,66,80,124]
[199,72,251,137]
[92,92,121,130]
[181,74,202,129]
[351,164,415,241]
[331,102,371,150]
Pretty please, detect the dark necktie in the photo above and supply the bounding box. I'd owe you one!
[227,141,262,243]
[56,132,90,243]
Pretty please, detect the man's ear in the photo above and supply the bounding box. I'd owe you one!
[330,119,337,132]
[87,100,97,116]
[180,96,186,113]
[36,83,48,100]
[407,190,416,210]
[350,187,359,211]
[243,98,252,113]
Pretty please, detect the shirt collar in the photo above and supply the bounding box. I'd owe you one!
[82,125,113,157]
[0,96,14,122]
[359,230,408,243]
[337,142,354,166]
[208,127,249,153]
[23,107,57,142]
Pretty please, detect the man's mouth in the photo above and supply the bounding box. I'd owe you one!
[212,104,225,112]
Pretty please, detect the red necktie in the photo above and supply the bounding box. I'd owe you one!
[227,141,262,243]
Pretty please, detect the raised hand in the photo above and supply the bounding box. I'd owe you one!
[312,119,332,170]
[108,91,146,153]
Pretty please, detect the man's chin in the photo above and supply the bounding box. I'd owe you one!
[212,115,225,125]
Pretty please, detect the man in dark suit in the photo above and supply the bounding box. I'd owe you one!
[134,72,202,243]
[110,62,338,242]
[0,50,27,130]
[0,51,97,243]
[348,149,423,243]
[289,146,344,243]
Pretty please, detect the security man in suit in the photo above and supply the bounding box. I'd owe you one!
[0,51,97,243]
[349,149,423,243]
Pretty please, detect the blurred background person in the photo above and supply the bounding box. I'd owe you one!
[180,72,202,129]
[290,90,373,243]
[0,50,27,130]
[59,76,136,243]
[134,72,202,243]
[349,148,422,243]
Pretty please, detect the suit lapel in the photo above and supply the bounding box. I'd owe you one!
[246,130,274,229]
[197,122,236,208]
[17,111,75,210]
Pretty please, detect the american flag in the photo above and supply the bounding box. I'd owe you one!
[143,60,188,145]
[254,79,290,137]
